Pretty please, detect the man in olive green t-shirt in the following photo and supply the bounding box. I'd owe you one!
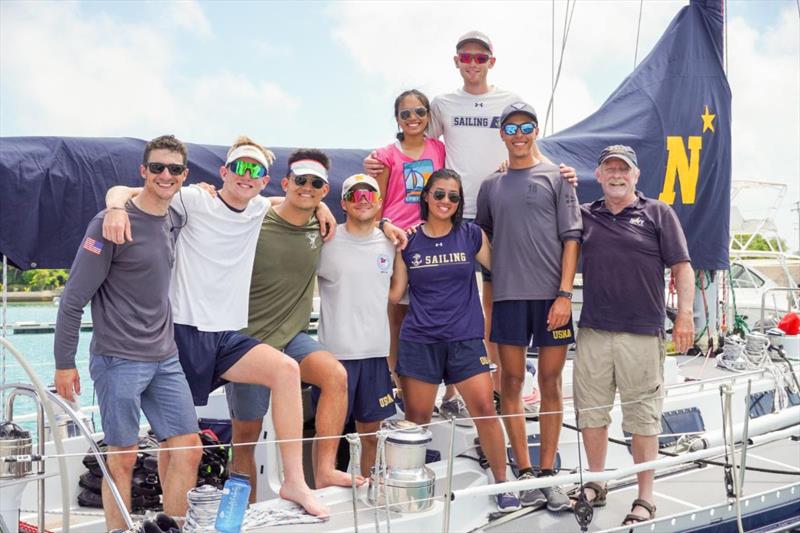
[225,149,359,492]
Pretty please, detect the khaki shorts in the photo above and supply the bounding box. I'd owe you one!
[573,327,665,436]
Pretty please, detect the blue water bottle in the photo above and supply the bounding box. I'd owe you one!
[215,472,251,533]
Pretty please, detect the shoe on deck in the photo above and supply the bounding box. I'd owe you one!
[437,395,474,427]
[517,472,547,507]
[541,483,572,512]
[495,491,522,513]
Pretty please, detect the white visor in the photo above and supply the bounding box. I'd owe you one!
[225,145,270,169]
[290,159,328,182]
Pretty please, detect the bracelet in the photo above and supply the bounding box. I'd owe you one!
[108,206,126,211]
[556,290,573,300]
[378,217,391,232]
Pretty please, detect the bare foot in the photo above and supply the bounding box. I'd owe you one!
[315,468,366,489]
[279,481,329,518]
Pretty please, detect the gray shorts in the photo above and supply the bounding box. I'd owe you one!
[90,354,199,447]
[225,332,326,421]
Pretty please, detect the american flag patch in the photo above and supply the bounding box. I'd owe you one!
[82,237,104,255]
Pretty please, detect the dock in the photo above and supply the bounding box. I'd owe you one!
[10,321,93,334]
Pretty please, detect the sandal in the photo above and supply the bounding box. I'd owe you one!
[621,498,656,525]
[570,481,607,508]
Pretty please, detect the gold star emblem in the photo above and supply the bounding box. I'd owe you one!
[701,105,716,133]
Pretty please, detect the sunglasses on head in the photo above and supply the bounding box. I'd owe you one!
[502,122,537,136]
[344,189,380,203]
[146,162,186,176]
[458,52,492,64]
[228,160,268,179]
[398,107,428,121]
[431,189,461,203]
[293,174,326,189]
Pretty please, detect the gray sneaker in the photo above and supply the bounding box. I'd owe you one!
[517,472,546,507]
[541,482,572,512]
[437,395,474,427]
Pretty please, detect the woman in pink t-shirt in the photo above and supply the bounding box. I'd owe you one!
[374,90,446,231]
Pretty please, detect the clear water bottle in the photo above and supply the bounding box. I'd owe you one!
[215,472,251,533]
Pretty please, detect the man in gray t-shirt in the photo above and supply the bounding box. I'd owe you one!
[54,136,201,530]
[475,102,581,512]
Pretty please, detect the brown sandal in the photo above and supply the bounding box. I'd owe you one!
[570,481,607,508]
[621,498,656,525]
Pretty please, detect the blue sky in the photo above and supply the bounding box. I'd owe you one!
[1,0,798,249]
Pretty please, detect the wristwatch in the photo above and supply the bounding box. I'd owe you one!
[556,290,573,300]
[378,218,392,232]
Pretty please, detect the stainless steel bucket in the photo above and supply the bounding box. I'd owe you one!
[0,421,33,479]
[383,420,432,470]
[369,466,436,513]
[368,420,436,513]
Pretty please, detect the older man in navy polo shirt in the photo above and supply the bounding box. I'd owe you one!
[573,145,694,526]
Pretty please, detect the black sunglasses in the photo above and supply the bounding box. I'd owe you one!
[293,174,326,189]
[432,189,461,203]
[147,162,186,176]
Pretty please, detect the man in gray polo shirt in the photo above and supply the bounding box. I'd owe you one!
[573,145,693,525]
[54,135,202,530]
[475,102,581,511]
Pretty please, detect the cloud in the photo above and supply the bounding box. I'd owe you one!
[329,1,682,132]
[0,1,298,145]
[727,7,799,249]
[168,0,212,38]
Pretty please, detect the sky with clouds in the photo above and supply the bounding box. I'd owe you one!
[1,0,798,250]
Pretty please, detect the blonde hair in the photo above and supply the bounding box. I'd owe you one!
[227,135,275,166]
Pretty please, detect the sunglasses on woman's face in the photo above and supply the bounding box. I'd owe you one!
[431,189,461,203]
[398,107,428,121]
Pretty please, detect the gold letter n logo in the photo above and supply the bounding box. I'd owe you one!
[659,136,702,205]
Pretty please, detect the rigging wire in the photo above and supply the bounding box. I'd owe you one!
[633,0,645,69]
[543,0,577,135]
[550,0,555,136]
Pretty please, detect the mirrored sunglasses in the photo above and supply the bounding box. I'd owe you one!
[228,160,268,179]
[502,122,536,136]
[458,52,492,64]
[344,189,380,203]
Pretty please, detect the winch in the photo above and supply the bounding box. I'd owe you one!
[0,421,34,533]
[368,420,436,513]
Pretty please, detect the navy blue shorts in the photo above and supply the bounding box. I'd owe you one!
[490,299,574,347]
[226,332,325,421]
[311,357,396,424]
[173,324,261,406]
[397,338,490,385]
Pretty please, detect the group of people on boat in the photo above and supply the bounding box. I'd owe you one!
[52,30,696,530]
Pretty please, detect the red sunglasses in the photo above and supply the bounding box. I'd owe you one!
[458,52,492,64]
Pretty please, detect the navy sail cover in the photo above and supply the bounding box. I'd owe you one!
[0,0,729,271]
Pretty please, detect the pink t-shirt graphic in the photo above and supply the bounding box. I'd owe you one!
[375,137,446,230]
